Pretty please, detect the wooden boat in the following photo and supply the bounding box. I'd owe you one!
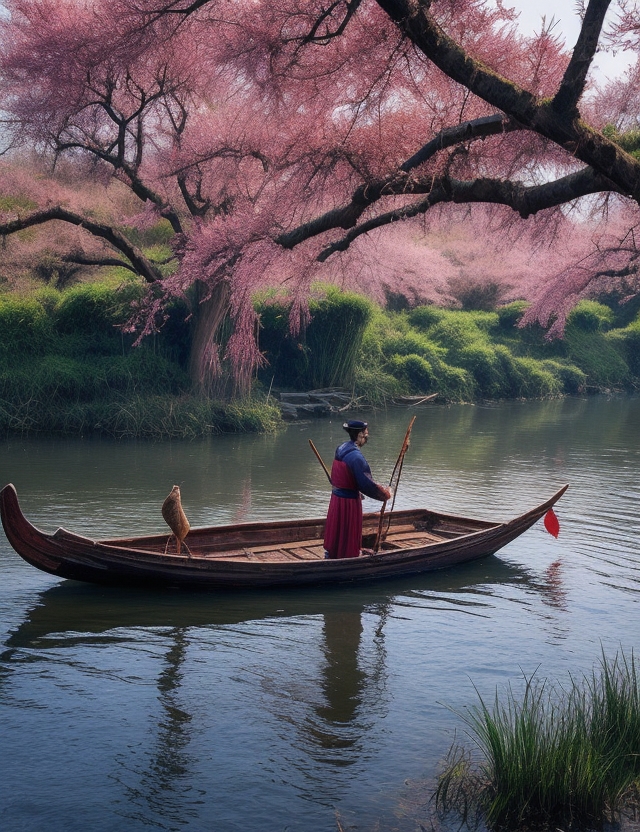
[0,482,567,591]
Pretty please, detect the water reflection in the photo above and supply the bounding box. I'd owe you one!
[317,611,366,727]
[541,560,568,612]
[3,557,548,653]
[118,627,201,830]
[294,606,389,769]
[0,558,557,789]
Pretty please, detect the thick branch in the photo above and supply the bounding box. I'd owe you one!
[401,114,518,172]
[373,0,640,202]
[0,207,163,283]
[374,0,540,126]
[277,115,517,249]
[177,172,211,217]
[60,253,141,274]
[302,0,363,44]
[281,166,618,259]
[553,0,611,115]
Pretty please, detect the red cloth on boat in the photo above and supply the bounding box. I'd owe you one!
[323,459,363,559]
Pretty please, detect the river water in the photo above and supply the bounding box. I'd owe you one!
[1,396,639,832]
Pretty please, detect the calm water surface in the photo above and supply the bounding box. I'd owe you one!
[1,397,640,831]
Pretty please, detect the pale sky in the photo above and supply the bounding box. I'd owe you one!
[504,0,635,82]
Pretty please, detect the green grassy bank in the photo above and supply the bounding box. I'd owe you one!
[256,290,640,405]
[0,284,280,439]
[1,283,639,439]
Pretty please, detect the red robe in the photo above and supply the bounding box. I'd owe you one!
[323,460,363,559]
[323,442,387,559]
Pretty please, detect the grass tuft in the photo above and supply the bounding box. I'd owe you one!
[436,649,640,831]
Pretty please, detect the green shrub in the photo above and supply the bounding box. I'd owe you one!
[360,309,411,363]
[256,287,373,389]
[256,306,302,388]
[0,351,189,408]
[607,320,640,376]
[540,360,587,395]
[387,353,434,393]
[430,360,475,402]
[566,329,630,387]
[380,332,444,360]
[510,355,562,398]
[567,300,615,333]
[0,295,55,359]
[427,311,491,359]
[407,305,445,331]
[495,300,529,331]
[103,351,189,395]
[456,345,561,399]
[46,282,153,357]
[54,283,143,337]
[305,288,373,388]
[457,343,504,398]
[353,365,405,405]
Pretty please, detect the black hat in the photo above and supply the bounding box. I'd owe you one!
[343,419,368,432]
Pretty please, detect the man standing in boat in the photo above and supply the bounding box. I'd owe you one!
[324,420,391,559]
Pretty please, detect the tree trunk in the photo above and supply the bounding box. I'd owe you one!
[188,281,232,397]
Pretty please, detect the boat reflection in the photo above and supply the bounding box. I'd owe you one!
[3,555,548,653]
[318,611,366,726]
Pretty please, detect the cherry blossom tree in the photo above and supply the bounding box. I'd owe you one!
[1,0,639,391]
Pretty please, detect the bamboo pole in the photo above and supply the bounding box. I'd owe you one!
[309,439,332,483]
[374,416,416,552]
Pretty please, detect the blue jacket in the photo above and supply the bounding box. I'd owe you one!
[331,441,386,500]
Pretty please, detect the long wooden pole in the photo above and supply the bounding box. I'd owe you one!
[309,439,332,483]
[374,416,416,552]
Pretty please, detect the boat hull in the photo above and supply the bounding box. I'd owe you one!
[0,483,568,590]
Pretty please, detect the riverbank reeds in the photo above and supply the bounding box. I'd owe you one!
[435,649,640,831]
[0,286,281,439]
[256,287,373,390]
[0,389,281,439]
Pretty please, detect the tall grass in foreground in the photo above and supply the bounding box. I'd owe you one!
[436,650,640,831]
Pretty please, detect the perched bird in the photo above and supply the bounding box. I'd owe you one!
[162,485,192,556]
